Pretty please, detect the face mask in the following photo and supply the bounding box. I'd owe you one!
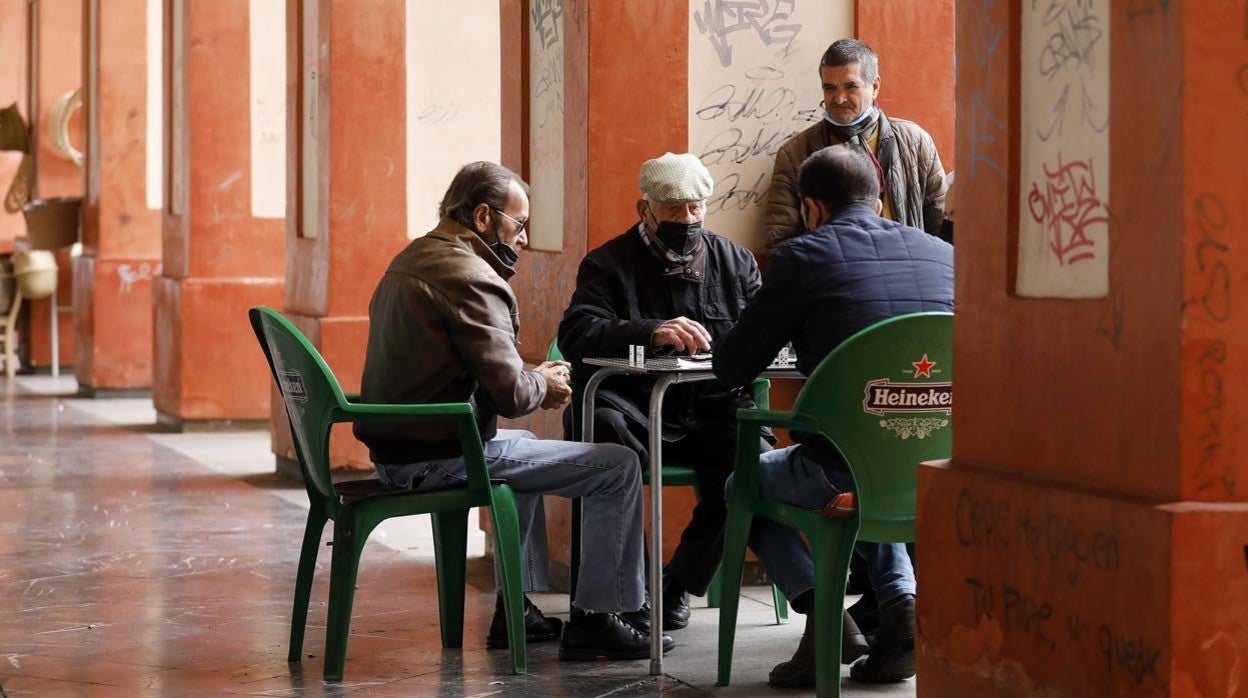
[654,220,702,255]
[490,241,519,268]
[824,103,877,129]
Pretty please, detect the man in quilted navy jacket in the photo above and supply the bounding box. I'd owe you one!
[715,145,953,687]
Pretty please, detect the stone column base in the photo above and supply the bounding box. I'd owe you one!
[152,275,283,422]
[917,460,1248,697]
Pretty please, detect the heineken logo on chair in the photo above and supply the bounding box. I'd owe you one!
[280,369,308,402]
[863,354,951,439]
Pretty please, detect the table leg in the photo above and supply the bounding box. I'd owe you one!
[648,375,675,675]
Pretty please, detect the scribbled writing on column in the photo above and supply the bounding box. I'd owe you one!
[692,0,801,69]
[969,0,1005,180]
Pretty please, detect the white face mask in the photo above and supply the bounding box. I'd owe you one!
[824,104,877,129]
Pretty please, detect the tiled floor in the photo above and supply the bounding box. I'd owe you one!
[0,376,916,697]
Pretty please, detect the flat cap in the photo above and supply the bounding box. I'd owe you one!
[637,152,714,202]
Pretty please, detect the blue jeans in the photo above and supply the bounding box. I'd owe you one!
[375,430,645,614]
[724,445,915,609]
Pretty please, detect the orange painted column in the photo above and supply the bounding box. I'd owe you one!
[0,0,28,251]
[153,0,284,428]
[270,0,409,472]
[75,0,162,393]
[855,0,955,170]
[918,3,1248,696]
[27,0,82,371]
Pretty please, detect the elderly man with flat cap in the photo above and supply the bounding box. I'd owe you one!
[559,153,767,633]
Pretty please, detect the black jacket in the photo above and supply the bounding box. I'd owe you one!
[715,204,954,462]
[559,224,761,437]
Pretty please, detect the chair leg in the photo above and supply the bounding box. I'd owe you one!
[323,511,367,682]
[772,583,789,624]
[431,509,469,650]
[812,526,855,698]
[489,485,527,675]
[715,504,753,687]
[288,505,328,662]
[569,497,582,602]
[706,566,723,608]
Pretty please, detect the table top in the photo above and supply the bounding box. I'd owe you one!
[584,355,799,375]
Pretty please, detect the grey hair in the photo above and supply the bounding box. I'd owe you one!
[820,39,879,83]
[438,161,529,230]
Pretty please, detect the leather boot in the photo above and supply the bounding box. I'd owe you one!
[559,607,675,661]
[850,596,916,683]
[485,593,563,649]
[769,611,870,688]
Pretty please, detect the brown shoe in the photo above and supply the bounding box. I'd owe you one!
[769,611,870,688]
[850,596,916,683]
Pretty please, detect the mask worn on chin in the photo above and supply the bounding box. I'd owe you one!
[654,220,702,255]
[823,104,877,129]
[490,241,519,268]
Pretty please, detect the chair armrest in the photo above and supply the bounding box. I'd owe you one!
[334,400,474,424]
[331,400,493,497]
[736,407,817,434]
[750,378,770,410]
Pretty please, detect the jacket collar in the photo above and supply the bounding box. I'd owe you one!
[426,218,516,280]
[821,108,893,147]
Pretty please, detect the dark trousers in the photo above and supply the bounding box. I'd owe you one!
[593,406,756,597]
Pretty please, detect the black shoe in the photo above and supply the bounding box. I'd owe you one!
[842,610,871,664]
[661,574,691,630]
[618,599,652,635]
[850,596,916,683]
[848,589,880,640]
[486,594,564,649]
[559,608,675,661]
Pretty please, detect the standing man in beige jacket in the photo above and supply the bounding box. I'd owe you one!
[762,39,947,250]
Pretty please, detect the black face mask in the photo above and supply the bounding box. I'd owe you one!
[490,241,519,268]
[654,220,702,255]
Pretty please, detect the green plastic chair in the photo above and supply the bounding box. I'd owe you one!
[249,307,528,681]
[716,312,953,697]
[549,339,787,624]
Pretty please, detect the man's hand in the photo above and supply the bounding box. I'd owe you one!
[651,317,712,354]
[536,360,573,410]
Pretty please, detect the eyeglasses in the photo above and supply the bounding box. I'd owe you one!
[492,207,528,233]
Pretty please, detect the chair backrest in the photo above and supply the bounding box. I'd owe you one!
[249,306,347,510]
[793,312,953,543]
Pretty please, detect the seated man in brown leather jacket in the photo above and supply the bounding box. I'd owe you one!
[558,153,768,633]
[355,162,672,661]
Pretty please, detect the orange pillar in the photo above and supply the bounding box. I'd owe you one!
[918,2,1248,695]
[153,0,284,428]
[271,0,409,472]
[27,0,81,371]
[75,0,162,393]
[0,0,28,251]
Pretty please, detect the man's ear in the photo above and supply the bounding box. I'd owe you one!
[801,196,819,229]
[471,203,491,234]
[636,198,649,222]
[873,198,884,216]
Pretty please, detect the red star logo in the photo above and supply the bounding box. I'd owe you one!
[911,354,936,378]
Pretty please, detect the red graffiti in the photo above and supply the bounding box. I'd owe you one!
[1027,155,1109,265]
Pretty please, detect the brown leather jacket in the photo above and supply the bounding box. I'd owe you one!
[354,219,546,464]
[762,111,947,250]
